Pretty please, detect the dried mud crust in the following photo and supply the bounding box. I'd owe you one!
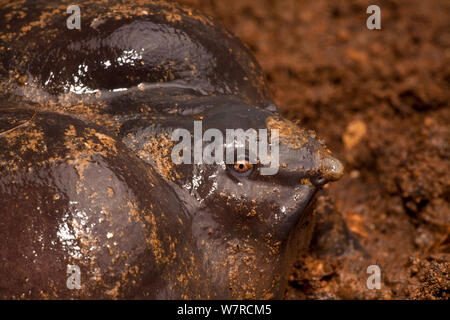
[179,0,450,299]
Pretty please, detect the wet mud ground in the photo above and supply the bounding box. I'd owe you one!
[179,0,449,299]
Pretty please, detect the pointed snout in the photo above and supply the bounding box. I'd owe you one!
[318,150,344,182]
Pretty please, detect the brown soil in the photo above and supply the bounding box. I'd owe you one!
[179,0,450,299]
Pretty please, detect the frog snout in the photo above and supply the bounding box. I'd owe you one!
[312,149,344,187]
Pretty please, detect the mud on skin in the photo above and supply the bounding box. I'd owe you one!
[0,0,343,299]
[181,0,450,300]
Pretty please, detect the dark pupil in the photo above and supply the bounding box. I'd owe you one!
[239,164,244,169]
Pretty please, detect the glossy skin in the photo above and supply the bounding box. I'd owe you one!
[0,0,343,299]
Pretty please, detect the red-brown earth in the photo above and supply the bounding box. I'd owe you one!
[180,0,449,299]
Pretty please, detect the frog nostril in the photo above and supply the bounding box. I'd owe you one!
[313,176,328,187]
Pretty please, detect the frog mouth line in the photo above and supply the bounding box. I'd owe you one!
[274,184,317,240]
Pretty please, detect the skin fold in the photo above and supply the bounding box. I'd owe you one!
[0,0,343,299]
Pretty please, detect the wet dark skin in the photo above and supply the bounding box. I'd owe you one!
[0,0,343,299]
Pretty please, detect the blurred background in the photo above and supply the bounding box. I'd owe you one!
[179,0,449,299]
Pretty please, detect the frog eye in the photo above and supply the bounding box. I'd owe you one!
[233,160,253,174]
